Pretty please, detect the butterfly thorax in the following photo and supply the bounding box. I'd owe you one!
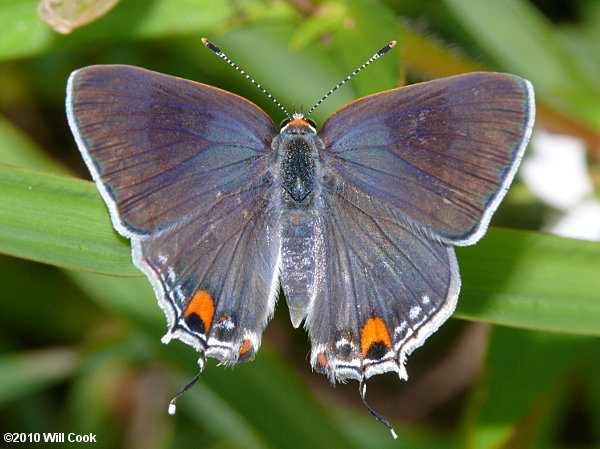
[278,115,319,202]
[273,115,325,328]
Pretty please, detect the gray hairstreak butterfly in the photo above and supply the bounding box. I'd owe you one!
[66,39,535,437]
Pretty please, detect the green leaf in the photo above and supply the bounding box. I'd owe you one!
[0,165,135,275]
[442,0,576,85]
[401,21,486,78]
[290,2,348,51]
[66,272,161,336]
[196,15,399,127]
[456,229,600,335]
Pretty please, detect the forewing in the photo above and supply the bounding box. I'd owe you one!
[67,65,277,236]
[319,72,534,245]
[67,65,280,361]
[307,184,459,381]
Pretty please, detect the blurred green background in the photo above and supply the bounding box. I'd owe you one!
[1,0,600,448]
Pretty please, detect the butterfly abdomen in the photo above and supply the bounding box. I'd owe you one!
[279,209,318,328]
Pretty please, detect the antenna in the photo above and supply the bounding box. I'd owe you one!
[305,40,396,118]
[202,38,292,120]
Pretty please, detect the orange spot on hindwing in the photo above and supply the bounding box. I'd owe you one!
[318,352,328,367]
[360,317,392,359]
[183,290,214,334]
[237,339,255,362]
[313,352,329,375]
[314,352,328,374]
[239,339,251,355]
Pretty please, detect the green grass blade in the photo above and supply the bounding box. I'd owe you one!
[456,229,600,335]
[0,165,135,275]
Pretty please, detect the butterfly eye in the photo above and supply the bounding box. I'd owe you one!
[279,118,291,129]
[305,118,317,129]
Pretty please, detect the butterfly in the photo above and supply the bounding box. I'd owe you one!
[66,39,535,436]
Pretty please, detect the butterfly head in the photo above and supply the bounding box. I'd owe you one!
[280,112,317,134]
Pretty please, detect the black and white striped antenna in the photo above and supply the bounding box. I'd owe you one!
[202,38,292,120]
[202,38,396,120]
[305,40,396,118]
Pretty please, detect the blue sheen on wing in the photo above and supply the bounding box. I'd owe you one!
[68,64,281,367]
[306,181,460,382]
[69,65,277,235]
[319,72,534,244]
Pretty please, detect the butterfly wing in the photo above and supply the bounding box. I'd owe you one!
[319,72,535,245]
[308,184,459,381]
[308,72,533,380]
[67,65,280,363]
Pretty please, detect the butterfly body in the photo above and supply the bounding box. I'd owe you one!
[67,64,534,390]
[275,116,326,327]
